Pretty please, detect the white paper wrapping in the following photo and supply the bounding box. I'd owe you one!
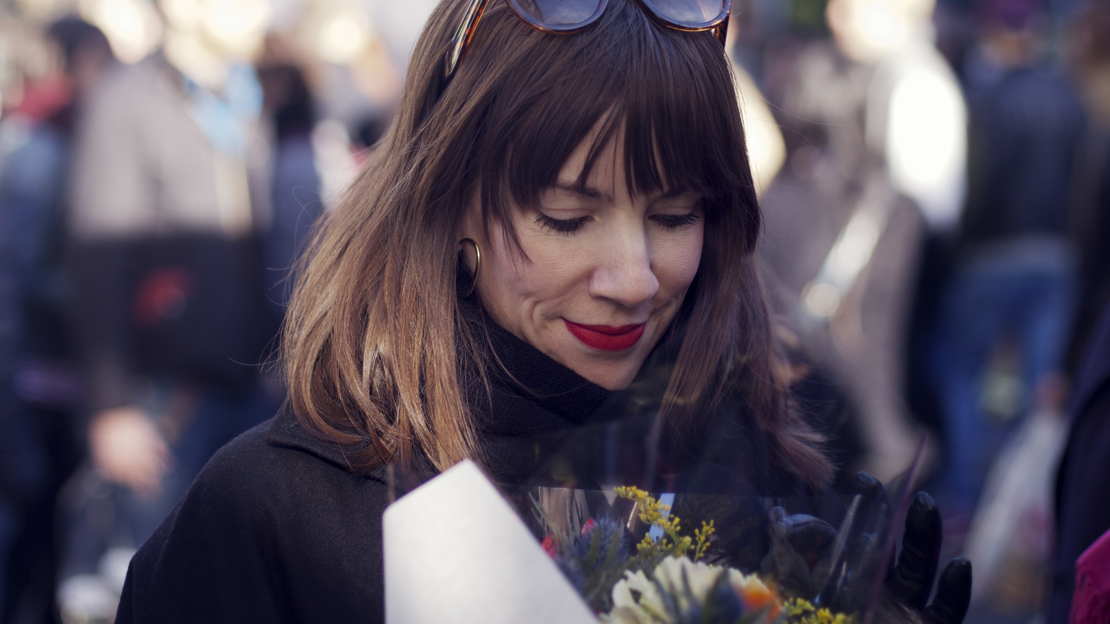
[383,460,596,624]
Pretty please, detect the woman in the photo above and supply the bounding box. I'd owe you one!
[282,0,830,497]
[114,1,967,622]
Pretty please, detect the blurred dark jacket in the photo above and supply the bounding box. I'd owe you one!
[1049,306,1110,623]
[0,158,47,502]
[254,63,322,335]
[3,112,71,361]
[960,66,1085,248]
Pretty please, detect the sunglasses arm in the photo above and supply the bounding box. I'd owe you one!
[445,0,494,79]
[714,16,729,46]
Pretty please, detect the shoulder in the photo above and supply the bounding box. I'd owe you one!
[191,413,389,523]
[120,412,391,624]
[198,415,326,490]
[183,420,297,514]
[174,411,392,540]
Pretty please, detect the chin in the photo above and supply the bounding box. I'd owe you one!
[546,331,649,391]
[574,359,641,391]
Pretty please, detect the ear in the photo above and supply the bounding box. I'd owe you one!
[458,190,487,276]
[458,238,480,278]
[459,180,481,231]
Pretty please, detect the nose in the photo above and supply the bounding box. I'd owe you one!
[588,226,659,309]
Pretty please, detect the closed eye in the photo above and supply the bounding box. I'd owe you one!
[652,213,702,231]
[536,214,590,235]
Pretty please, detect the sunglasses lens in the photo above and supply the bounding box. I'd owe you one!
[509,0,606,28]
[643,0,728,26]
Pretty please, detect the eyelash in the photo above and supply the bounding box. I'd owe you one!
[536,214,589,235]
[534,213,702,235]
[653,213,702,231]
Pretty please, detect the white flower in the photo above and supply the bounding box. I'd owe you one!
[727,568,771,595]
[653,556,723,603]
[612,570,665,617]
[607,556,727,623]
[602,605,656,624]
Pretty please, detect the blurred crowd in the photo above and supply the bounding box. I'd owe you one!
[0,0,1107,623]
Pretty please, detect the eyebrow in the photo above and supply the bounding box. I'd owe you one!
[552,183,609,202]
[550,183,693,202]
[659,186,693,199]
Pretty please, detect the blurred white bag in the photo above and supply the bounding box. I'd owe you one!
[964,409,1069,607]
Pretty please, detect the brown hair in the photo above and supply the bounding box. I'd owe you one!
[282,0,833,487]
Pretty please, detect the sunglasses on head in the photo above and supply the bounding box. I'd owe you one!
[445,0,732,80]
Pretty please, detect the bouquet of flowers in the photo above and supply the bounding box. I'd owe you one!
[383,445,928,624]
[533,486,860,624]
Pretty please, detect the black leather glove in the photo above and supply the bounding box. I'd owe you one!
[765,473,972,623]
[853,472,973,624]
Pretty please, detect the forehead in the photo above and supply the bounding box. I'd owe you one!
[558,120,619,183]
[553,114,674,199]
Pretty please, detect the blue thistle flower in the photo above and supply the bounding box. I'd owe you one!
[574,516,634,575]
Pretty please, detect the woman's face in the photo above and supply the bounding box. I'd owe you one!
[465,127,705,391]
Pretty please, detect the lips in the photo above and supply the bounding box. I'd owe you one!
[563,320,645,352]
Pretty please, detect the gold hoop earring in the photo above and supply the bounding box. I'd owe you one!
[459,238,481,298]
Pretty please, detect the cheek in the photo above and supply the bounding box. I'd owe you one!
[655,227,704,296]
[482,234,531,305]
[481,227,581,319]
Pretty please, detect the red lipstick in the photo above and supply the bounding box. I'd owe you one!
[563,320,645,351]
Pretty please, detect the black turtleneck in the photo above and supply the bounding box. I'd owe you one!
[466,304,615,427]
[457,303,791,500]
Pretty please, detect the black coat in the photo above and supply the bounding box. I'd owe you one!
[1048,306,1110,624]
[116,315,805,623]
[116,404,390,622]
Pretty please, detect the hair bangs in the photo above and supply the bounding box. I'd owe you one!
[469,0,751,239]
[617,20,751,219]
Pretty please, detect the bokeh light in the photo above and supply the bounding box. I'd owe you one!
[78,0,163,63]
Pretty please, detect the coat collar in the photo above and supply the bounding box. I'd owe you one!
[265,402,381,476]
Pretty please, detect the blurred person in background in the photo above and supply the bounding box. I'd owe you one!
[1050,287,1110,622]
[0,120,43,624]
[930,0,1084,523]
[366,0,440,76]
[1048,3,1110,622]
[758,0,967,482]
[58,1,281,621]
[1064,0,1110,374]
[253,47,324,345]
[0,17,115,623]
[724,11,866,492]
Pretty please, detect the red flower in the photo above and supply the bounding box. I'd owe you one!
[581,519,597,537]
[541,535,558,558]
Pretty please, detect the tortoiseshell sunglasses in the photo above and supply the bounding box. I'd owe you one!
[444,0,732,80]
